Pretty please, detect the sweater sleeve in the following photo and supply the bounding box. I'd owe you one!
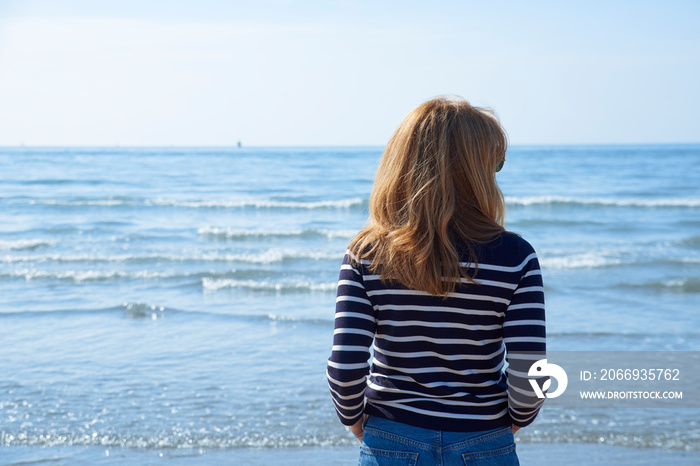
[326,251,376,426]
[503,250,547,428]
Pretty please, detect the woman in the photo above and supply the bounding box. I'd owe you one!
[326,97,546,465]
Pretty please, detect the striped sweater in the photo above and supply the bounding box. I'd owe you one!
[326,233,546,432]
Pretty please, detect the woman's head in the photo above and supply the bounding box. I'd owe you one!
[349,96,508,296]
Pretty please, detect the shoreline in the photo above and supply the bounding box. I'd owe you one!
[2,442,699,465]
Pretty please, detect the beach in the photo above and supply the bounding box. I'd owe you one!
[0,145,698,464]
[3,444,700,465]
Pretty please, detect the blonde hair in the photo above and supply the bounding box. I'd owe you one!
[349,96,507,296]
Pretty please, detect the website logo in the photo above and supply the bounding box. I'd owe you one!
[528,359,568,398]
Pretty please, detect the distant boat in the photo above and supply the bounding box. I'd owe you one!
[237,140,242,148]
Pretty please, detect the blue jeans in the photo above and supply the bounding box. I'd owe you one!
[359,416,519,466]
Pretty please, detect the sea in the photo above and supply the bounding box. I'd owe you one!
[0,145,699,465]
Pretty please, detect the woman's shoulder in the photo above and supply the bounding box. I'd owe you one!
[464,232,539,268]
[497,231,537,255]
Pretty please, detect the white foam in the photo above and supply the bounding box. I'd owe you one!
[202,278,336,292]
[31,199,127,206]
[506,195,700,208]
[540,254,624,269]
[3,269,181,282]
[155,198,365,209]
[30,197,366,209]
[0,239,57,251]
[0,249,343,264]
[197,227,357,239]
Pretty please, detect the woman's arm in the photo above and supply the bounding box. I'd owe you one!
[503,250,547,428]
[327,252,376,428]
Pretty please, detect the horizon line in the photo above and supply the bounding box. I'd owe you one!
[2,142,700,149]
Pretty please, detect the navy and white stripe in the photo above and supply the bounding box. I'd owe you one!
[327,233,546,432]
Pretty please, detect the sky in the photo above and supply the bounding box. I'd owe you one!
[0,0,698,146]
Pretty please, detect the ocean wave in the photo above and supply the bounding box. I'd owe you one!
[0,269,186,283]
[540,253,700,270]
[202,278,336,292]
[516,429,699,451]
[539,254,625,269]
[619,277,700,294]
[666,257,700,265]
[506,195,700,208]
[197,226,357,240]
[0,427,697,451]
[30,197,367,210]
[0,431,347,449]
[547,331,700,339]
[0,302,176,320]
[3,251,694,270]
[32,199,127,206]
[677,235,700,249]
[156,198,366,209]
[119,302,167,320]
[0,267,338,289]
[0,249,343,265]
[507,218,605,228]
[0,239,56,251]
[0,304,335,326]
[28,195,700,210]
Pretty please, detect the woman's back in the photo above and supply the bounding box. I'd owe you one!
[327,232,545,433]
